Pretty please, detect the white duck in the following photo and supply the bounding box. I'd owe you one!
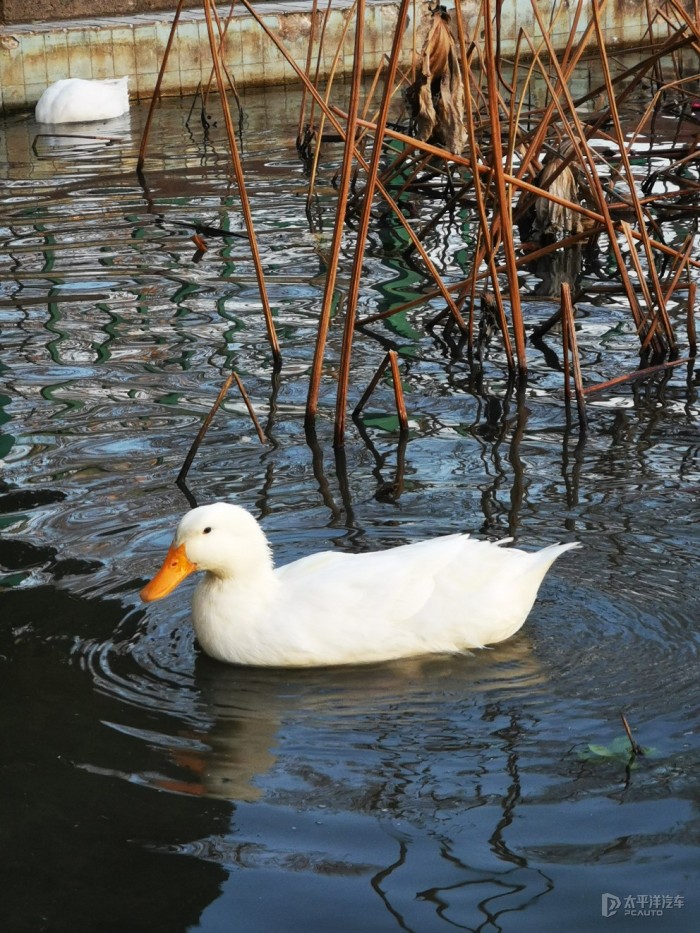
[35,76,130,124]
[140,503,578,667]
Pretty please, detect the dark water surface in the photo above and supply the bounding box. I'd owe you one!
[1,85,699,932]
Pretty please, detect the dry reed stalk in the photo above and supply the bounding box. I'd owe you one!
[460,38,514,368]
[203,1,242,116]
[201,0,280,365]
[591,0,676,357]
[620,712,645,757]
[297,0,319,147]
[137,0,186,172]
[353,350,409,433]
[513,0,595,185]
[334,0,412,446]
[234,0,467,335]
[619,222,661,340]
[561,284,587,430]
[305,0,366,425]
[687,282,697,354]
[560,286,572,419]
[661,236,695,304]
[307,0,337,138]
[528,1,661,358]
[232,372,266,443]
[176,371,265,485]
[665,0,700,43]
[583,356,691,396]
[305,1,355,209]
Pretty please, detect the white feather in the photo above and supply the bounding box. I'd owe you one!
[35,77,130,124]
[144,502,579,668]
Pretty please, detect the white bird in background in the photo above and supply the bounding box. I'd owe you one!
[35,76,130,124]
[140,502,578,668]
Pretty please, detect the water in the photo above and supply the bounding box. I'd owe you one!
[1,85,699,932]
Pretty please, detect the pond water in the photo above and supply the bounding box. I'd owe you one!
[1,84,699,932]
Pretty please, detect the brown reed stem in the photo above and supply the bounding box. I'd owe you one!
[137,0,185,172]
[583,357,691,395]
[334,0,411,446]
[462,41,514,367]
[232,372,266,444]
[177,372,265,485]
[347,114,700,272]
[177,374,233,484]
[297,0,318,145]
[235,0,468,331]
[353,350,409,432]
[305,0,365,426]
[202,0,281,365]
[591,0,675,356]
[306,0,355,210]
[620,712,645,757]
[483,0,526,374]
[688,282,697,354]
[560,297,572,419]
[561,284,587,431]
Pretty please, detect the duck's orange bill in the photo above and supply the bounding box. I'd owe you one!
[140,542,197,602]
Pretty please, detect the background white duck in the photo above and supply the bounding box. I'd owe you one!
[140,502,578,667]
[35,76,130,125]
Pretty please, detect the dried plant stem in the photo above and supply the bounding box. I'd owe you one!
[232,373,266,444]
[176,371,265,485]
[348,114,699,272]
[688,282,697,354]
[483,0,526,372]
[202,0,280,365]
[297,0,319,145]
[591,0,675,356]
[334,0,412,446]
[620,712,645,757]
[353,350,409,433]
[305,0,365,426]
[583,357,691,396]
[137,0,186,172]
[305,0,355,209]
[561,284,587,431]
[237,0,467,333]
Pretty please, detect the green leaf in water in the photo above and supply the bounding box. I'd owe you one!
[579,735,660,764]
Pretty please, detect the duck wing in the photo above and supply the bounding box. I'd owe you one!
[273,535,565,662]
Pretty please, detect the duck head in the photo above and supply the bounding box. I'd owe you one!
[140,502,272,602]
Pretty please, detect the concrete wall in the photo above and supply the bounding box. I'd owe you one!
[0,1,695,116]
[0,2,401,114]
[0,0,199,25]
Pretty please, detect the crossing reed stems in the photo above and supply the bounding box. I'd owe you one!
[333,0,412,446]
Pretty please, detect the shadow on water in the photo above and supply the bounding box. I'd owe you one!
[1,585,229,933]
[1,83,699,931]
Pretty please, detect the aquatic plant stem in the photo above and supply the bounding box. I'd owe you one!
[561,284,587,431]
[687,282,697,355]
[177,372,265,486]
[334,0,412,446]
[236,0,467,332]
[305,0,365,425]
[202,0,281,365]
[353,350,409,433]
[137,0,185,173]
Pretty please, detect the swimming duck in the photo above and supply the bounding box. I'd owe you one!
[35,76,130,124]
[140,502,578,667]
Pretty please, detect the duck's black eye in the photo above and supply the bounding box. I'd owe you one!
[203,527,212,534]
